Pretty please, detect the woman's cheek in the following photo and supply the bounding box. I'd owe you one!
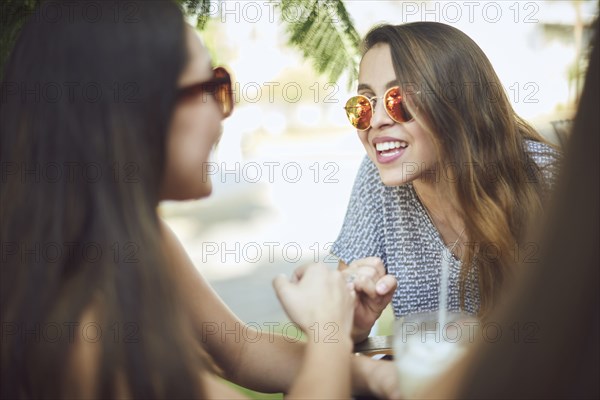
[179,134,213,198]
[162,114,215,199]
[166,90,225,199]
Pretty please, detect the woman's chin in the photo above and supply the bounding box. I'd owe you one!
[186,182,213,200]
[196,185,212,199]
[159,182,212,202]
[377,170,415,187]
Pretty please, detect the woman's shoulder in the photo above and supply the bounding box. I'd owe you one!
[523,139,561,168]
[64,301,132,398]
[523,139,562,188]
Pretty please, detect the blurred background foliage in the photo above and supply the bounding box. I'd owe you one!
[1,0,361,85]
[2,1,596,108]
[181,0,361,86]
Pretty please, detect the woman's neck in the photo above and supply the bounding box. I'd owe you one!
[413,178,464,243]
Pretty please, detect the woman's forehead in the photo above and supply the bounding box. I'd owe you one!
[358,43,397,91]
[179,25,212,85]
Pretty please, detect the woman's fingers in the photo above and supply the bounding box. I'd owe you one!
[273,265,355,332]
[346,264,396,299]
[291,263,309,283]
[272,273,293,303]
[353,273,378,298]
[348,257,386,277]
[375,275,398,296]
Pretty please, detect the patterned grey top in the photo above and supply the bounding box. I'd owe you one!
[332,140,560,317]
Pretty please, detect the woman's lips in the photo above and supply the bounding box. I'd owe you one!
[375,146,406,164]
[372,137,408,164]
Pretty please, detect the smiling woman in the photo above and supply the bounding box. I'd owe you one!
[332,22,562,343]
[354,42,438,187]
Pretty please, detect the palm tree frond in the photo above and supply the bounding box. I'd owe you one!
[281,0,361,86]
[179,0,212,30]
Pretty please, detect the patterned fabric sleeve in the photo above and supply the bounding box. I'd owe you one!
[525,140,562,193]
[331,155,387,266]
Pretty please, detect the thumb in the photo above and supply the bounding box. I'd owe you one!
[272,273,292,299]
[375,275,398,296]
[291,264,309,283]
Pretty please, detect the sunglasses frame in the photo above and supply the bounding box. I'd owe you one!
[177,66,234,118]
[344,86,416,131]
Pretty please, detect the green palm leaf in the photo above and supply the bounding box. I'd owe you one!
[280,0,361,86]
[179,0,212,30]
[180,0,361,86]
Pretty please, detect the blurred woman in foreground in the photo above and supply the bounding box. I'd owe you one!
[0,1,398,398]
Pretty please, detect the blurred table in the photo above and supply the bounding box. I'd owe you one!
[353,335,393,357]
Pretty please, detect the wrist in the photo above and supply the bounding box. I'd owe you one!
[302,320,352,344]
[350,355,374,396]
[351,327,371,344]
[305,330,353,351]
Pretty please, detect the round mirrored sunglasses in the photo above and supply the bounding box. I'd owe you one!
[344,86,415,130]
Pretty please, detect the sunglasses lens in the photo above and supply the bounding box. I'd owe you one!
[214,67,233,118]
[345,96,372,130]
[385,87,413,123]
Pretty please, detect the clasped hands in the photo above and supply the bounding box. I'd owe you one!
[278,257,397,344]
[337,257,398,343]
[273,257,400,399]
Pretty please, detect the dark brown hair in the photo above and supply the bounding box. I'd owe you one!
[1,1,210,397]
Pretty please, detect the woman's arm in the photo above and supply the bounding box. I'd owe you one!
[272,264,355,398]
[160,220,303,393]
[161,220,400,398]
[285,340,353,399]
[199,372,250,399]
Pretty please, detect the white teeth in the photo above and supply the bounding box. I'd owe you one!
[375,141,407,152]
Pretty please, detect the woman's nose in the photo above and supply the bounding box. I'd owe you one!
[369,98,394,130]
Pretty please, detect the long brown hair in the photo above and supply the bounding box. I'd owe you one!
[1,1,210,398]
[363,22,559,315]
[455,15,599,398]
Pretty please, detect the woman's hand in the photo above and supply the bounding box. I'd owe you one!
[273,263,355,341]
[339,257,398,343]
[274,263,355,399]
[351,355,403,400]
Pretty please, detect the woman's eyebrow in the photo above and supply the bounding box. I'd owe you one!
[385,80,399,89]
[357,80,398,92]
[357,83,372,92]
